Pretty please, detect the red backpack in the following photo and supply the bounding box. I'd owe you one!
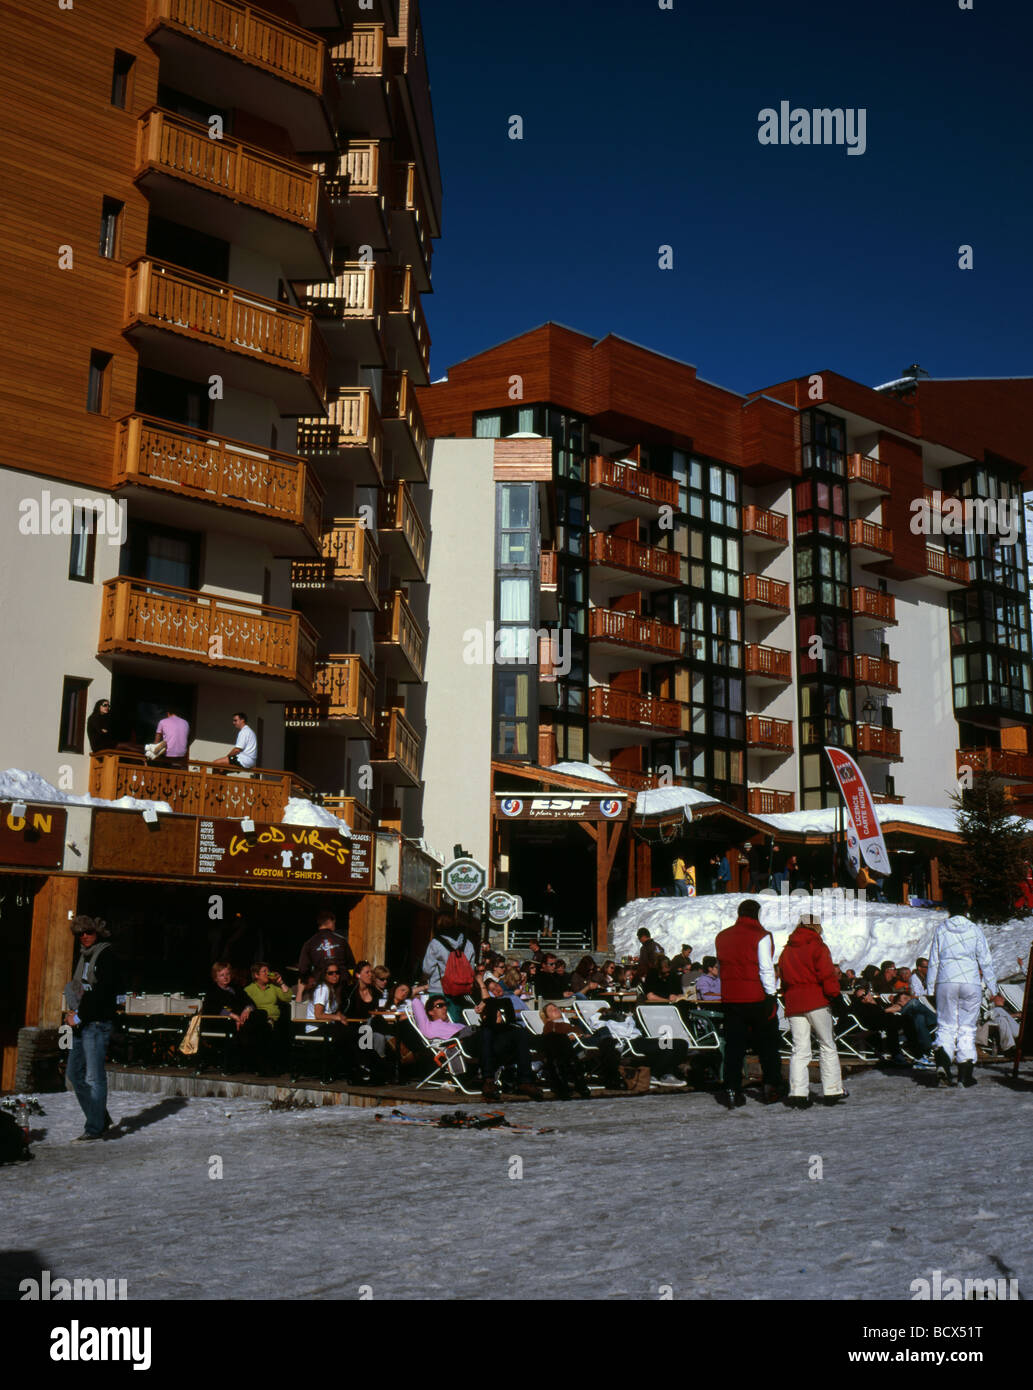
[442,939,475,996]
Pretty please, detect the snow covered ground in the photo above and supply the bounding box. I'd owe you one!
[4,1075,1031,1300]
[610,893,1033,979]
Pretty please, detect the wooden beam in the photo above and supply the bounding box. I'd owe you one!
[349,893,387,964]
[929,855,940,901]
[595,820,623,952]
[25,875,79,1027]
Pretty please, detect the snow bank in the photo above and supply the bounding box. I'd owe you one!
[281,798,350,832]
[634,786,719,817]
[756,803,1033,836]
[0,767,173,815]
[610,891,1033,979]
[548,762,617,785]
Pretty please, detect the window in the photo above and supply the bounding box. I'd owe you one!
[111,51,134,109]
[58,678,91,754]
[86,351,112,415]
[496,672,530,756]
[69,508,98,583]
[98,198,124,259]
[499,483,532,565]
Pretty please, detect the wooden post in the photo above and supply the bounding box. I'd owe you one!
[929,855,940,902]
[24,875,79,1027]
[626,827,637,902]
[348,892,388,964]
[638,840,652,898]
[584,820,623,953]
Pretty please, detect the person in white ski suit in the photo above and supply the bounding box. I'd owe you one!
[926,914,998,1087]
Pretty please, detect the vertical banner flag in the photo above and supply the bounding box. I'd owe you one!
[824,746,891,877]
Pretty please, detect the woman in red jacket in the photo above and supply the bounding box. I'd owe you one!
[777,915,847,1109]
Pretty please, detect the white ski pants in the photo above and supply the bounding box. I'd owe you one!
[788,1006,844,1097]
[934,982,981,1063]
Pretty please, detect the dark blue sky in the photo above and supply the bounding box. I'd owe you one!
[420,0,1033,395]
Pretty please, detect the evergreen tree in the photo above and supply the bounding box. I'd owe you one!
[942,773,1031,924]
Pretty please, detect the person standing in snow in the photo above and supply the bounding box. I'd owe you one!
[63,916,120,1141]
[926,909,999,1088]
[778,915,847,1109]
[715,899,783,1107]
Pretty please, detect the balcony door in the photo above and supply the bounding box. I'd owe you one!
[121,520,201,593]
[136,367,211,432]
[110,673,196,749]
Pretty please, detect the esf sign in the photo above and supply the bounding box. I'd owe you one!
[495,795,627,822]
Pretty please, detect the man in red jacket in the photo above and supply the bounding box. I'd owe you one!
[778,914,847,1109]
[714,899,783,1107]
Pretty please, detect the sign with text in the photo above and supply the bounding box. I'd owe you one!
[0,802,67,869]
[824,746,891,877]
[441,857,487,903]
[495,793,628,822]
[196,819,374,890]
[483,889,522,925]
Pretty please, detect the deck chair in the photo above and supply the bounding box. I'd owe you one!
[525,1003,608,1091]
[831,1004,878,1061]
[399,1002,480,1095]
[776,1000,794,1058]
[999,982,1025,1013]
[462,1008,482,1028]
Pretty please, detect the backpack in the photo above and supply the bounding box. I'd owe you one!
[441,939,475,997]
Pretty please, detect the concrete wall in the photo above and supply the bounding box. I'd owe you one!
[891,581,957,805]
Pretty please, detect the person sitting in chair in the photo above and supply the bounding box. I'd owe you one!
[212,712,258,770]
[476,981,542,1100]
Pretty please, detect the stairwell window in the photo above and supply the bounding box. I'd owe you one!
[110,51,134,109]
[98,199,124,259]
[69,508,98,583]
[86,352,113,415]
[58,677,91,754]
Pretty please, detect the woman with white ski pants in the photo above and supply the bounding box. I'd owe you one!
[926,914,998,1088]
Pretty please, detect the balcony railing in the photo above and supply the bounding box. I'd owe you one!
[588,608,682,655]
[540,549,558,587]
[317,795,374,836]
[390,160,432,271]
[137,109,323,231]
[871,794,904,805]
[99,577,316,689]
[125,258,327,401]
[595,764,683,791]
[852,586,897,625]
[115,415,323,546]
[854,653,899,690]
[378,481,427,579]
[89,751,313,820]
[849,518,894,555]
[147,0,328,95]
[588,686,681,731]
[745,644,792,682]
[330,22,385,77]
[286,656,376,731]
[747,788,795,815]
[589,532,680,583]
[315,140,383,199]
[846,453,891,491]
[372,707,421,783]
[385,266,430,378]
[926,548,971,584]
[296,388,383,484]
[856,724,902,760]
[291,520,379,602]
[588,457,679,509]
[743,574,791,611]
[957,748,1033,781]
[381,370,429,482]
[374,589,426,680]
[741,505,789,545]
[746,716,794,751]
[299,263,378,323]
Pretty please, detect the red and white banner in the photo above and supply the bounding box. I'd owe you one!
[824,746,891,877]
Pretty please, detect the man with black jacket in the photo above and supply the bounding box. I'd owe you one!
[63,915,121,1141]
[477,981,542,1099]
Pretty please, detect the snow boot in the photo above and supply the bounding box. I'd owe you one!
[785,1095,812,1110]
[934,1047,956,1087]
[958,1061,977,1088]
[716,1089,747,1110]
[822,1090,849,1107]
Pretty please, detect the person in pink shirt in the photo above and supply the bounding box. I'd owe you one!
[154,707,190,763]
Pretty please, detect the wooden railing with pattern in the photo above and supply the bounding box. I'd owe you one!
[291,519,379,593]
[588,532,680,583]
[385,266,430,375]
[855,654,899,689]
[373,707,421,781]
[857,724,902,759]
[745,644,792,681]
[957,747,1033,780]
[588,686,681,731]
[147,0,328,94]
[381,371,428,479]
[743,574,791,610]
[374,590,426,678]
[846,454,891,490]
[747,788,795,814]
[746,715,794,750]
[99,578,316,688]
[742,505,788,544]
[317,795,375,835]
[588,608,682,655]
[588,457,679,509]
[313,656,376,725]
[115,415,323,546]
[378,481,427,576]
[330,23,385,77]
[314,140,383,199]
[125,258,327,400]
[853,587,896,624]
[89,751,314,819]
[540,549,558,587]
[295,388,383,481]
[299,263,378,325]
[926,548,971,584]
[849,518,894,554]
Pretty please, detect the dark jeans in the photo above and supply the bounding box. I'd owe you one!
[480,1025,534,1084]
[851,1002,902,1056]
[68,1021,113,1136]
[721,1000,781,1090]
[900,1000,936,1053]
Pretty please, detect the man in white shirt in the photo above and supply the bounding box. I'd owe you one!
[213,712,258,770]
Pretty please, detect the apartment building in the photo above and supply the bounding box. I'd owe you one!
[419,326,1033,925]
[0,0,441,1078]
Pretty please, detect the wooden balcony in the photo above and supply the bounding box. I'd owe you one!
[846,453,891,494]
[596,764,685,792]
[124,258,327,414]
[856,724,902,761]
[589,532,680,587]
[135,109,330,278]
[114,415,323,552]
[291,519,380,609]
[378,480,427,581]
[381,371,428,483]
[746,715,794,752]
[146,0,334,150]
[852,586,897,628]
[284,656,376,735]
[925,547,971,588]
[540,548,558,621]
[588,608,682,657]
[747,788,795,815]
[384,266,431,384]
[745,644,792,684]
[957,748,1033,781]
[541,549,558,587]
[371,707,422,785]
[313,140,388,250]
[389,161,433,289]
[588,457,679,518]
[374,589,425,682]
[741,505,789,548]
[588,686,681,732]
[330,24,391,138]
[89,751,313,820]
[297,264,383,368]
[849,517,894,564]
[317,795,374,835]
[99,578,316,693]
[296,387,384,487]
[855,653,899,690]
[743,573,791,614]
